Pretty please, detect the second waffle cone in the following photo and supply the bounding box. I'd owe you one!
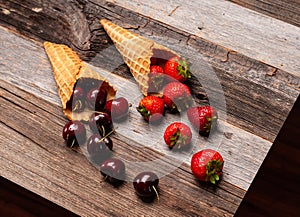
[100,19,179,96]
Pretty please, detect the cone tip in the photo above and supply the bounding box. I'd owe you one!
[100,18,109,26]
[43,41,51,47]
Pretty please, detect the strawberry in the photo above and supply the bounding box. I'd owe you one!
[163,82,193,112]
[164,122,192,149]
[137,96,164,122]
[148,65,165,93]
[191,149,224,184]
[164,56,191,82]
[187,106,218,136]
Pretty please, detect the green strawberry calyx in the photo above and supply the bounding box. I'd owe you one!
[205,159,224,184]
[176,58,192,80]
[149,73,165,91]
[172,94,193,113]
[169,129,188,149]
[136,105,151,119]
[203,115,218,133]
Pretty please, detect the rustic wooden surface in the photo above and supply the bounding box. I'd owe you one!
[0,26,276,190]
[0,0,299,216]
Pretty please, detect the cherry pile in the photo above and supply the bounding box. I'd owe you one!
[62,78,160,202]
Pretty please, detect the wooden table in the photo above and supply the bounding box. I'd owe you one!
[0,0,299,216]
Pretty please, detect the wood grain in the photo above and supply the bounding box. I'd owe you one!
[227,0,300,28]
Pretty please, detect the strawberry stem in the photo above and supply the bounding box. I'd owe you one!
[136,106,151,119]
[205,159,223,184]
[176,58,191,80]
[169,129,188,149]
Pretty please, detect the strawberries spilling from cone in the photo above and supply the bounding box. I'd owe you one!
[100,19,192,97]
[100,20,219,136]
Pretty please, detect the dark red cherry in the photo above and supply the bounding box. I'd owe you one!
[86,87,107,111]
[62,120,86,148]
[89,112,113,136]
[133,171,159,202]
[76,78,102,93]
[105,97,129,121]
[87,134,113,161]
[69,87,85,112]
[100,158,125,186]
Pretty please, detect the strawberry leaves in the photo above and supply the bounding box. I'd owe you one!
[176,57,191,80]
[169,129,189,149]
[205,159,224,184]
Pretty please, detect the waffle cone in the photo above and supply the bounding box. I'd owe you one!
[100,19,179,96]
[44,41,116,121]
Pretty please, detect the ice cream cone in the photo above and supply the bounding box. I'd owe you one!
[44,41,116,121]
[100,19,179,96]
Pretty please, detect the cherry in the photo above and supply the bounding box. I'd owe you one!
[89,112,113,136]
[87,134,113,162]
[62,120,86,148]
[105,97,129,121]
[76,78,102,93]
[86,87,108,111]
[100,158,125,186]
[133,171,159,202]
[69,87,85,112]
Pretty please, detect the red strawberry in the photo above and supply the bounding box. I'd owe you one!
[137,96,164,122]
[148,65,165,93]
[164,122,192,149]
[187,106,218,136]
[163,82,192,112]
[191,149,224,184]
[164,56,191,82]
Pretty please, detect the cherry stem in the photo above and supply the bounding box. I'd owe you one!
[152,186,160,202]
[70,139,75,149]
[96,128,117,144]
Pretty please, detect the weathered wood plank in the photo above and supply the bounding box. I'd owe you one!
[0,79,244,216]
[227,0,300,28]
